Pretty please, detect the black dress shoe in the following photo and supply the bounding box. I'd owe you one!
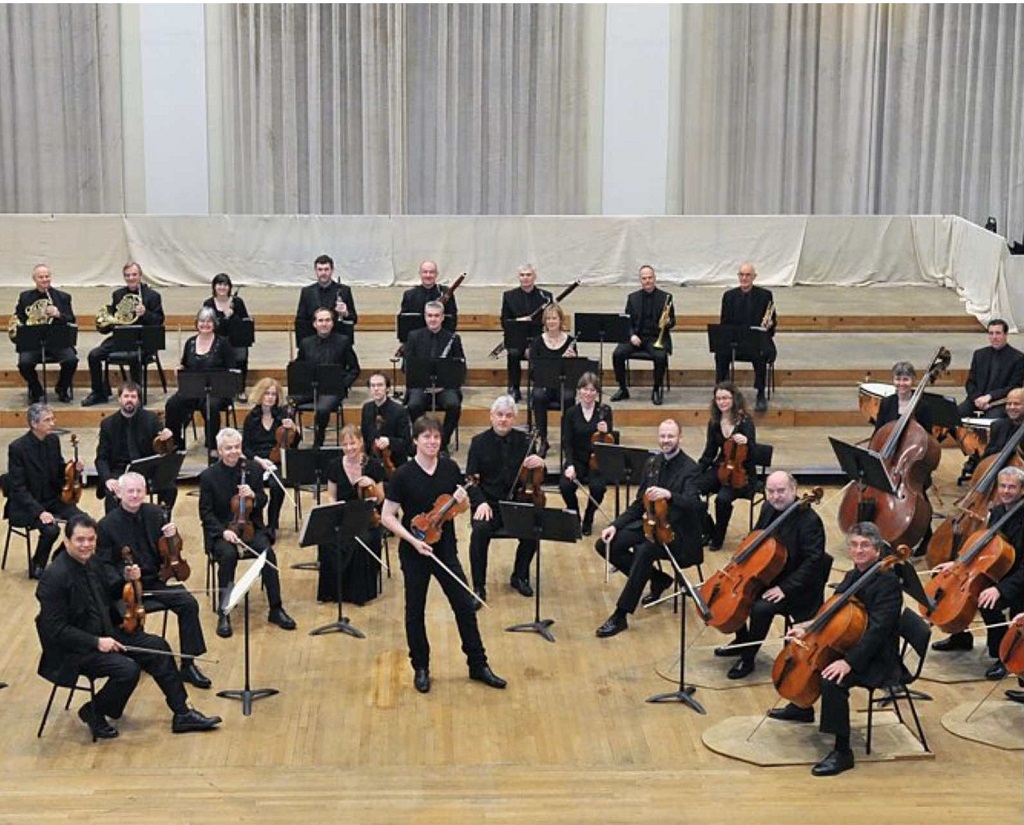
[414,668,431,693]
[714,641,744,657]
[596,612,628,638]
[1004,689,1024,704]
[767,702,815,723]
[581,516,593,536]
[78,702,118,740]
[640,570,673,606]
[510,575,534,598]
[932,632,973,652]
[216,612,232,638]
[986,660,1008,680]
[510,388,522,403]
[727,658,756,679]
[171,707,222,734]
[755,395,768,413]
[180,662,212,689]
[472,586,487,612]
[29,563,45,581]
[811,748,855,777]
[268,607,297,630]
[610,388,630,402]
[80,392,110,407]
[651,388,663,406]
[469,665,507,689]
[56,387,73,403]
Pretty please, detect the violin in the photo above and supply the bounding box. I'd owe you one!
[228,458,257,543]
[61,433,83,505]
[157,505,191,583]
[640,457,674,545]
[589,405,614,474]
[373,413,397,481]
[514,430,546,507]
[120,546,146,633]
[772,544,910,708]
[920,497,1024,634]
[410,479,475,545]
[357,456,384,528]
[716,430,750,490]
[999,614,1024,675]
[699,488,823,633]
[269,399,299,466]
[837,347,949,548]
[151,411,176,455]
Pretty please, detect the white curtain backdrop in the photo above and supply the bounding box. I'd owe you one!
[0,4,123,213]
[672,4,1024,241]
[213,3,595,215]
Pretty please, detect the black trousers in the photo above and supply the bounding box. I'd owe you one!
[469,509,537,588]
[165,393,230,451]
[981,596,1022,658]
[295,393,343,447]
[407,388,461,447]
[819,674,869,739]
[77,628,189,719]
[506,350,525,392]
[530,386,573,439]
[143,581,207,658]
[596,524,679,614]
[398,541,487,672]
[612,341,668,391]
[734,597,816,665]
[18,347,77,398]
[87,338,144,395]
[34,501,87,569]
[957,397,1009,418]
[558,470,608,514]
[210,531,282,610]
[715,351,770,394]
[696,472,751,547]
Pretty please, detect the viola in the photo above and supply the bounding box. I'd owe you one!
[515,462,546,508]
[157,505,191,583]
[699,488,823,633]
[228,458,257,543]
[373,413,397,481]
[152,411,176,455]
[772,544,910,708]
[640,456,675,545]
[999,614,1024,675]
[920,497,1024,634]
[837,347,949,548]
[410,480,475,545]
[61,433,83,505]
[120,546,146,633]
[269,400,298,466]
[716,434,749,490]
[589,405,614,474]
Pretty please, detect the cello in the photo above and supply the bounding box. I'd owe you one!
[925,421,1024,567]
[999,614,1024,675]
[699,487,823,633]
[772,544,910,708]
[920,497,1024,634]
[837,347,950,549]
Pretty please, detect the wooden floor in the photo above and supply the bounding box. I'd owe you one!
[0,435,1021,823]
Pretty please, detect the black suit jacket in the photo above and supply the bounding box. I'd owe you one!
[982,416,1024,459]
[991,501,1024,605]
[873,393,934,433]
[199,460,268,547]
[754,502,827,618]
[15,287,76,326]
[466,427,536,509]
[400,284,458,328]
[404,328,465,362]
[360,398,412,465]
[624,288,675,353]
[95,409,162,496]
[720,285,776,333]
[97,503,166,581]
[964,344,1024,404]
[833,565,903,688]
[7,431,65,520]
[294,281,358,344]
[500,287,550,341]
[297,332,361,392]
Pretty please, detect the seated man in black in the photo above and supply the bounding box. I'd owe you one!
[499,264,549,401]
[95,381,176,513]
[714,471,826,679]
[199,427,297,638]
[715,263,777,412]
[6,403,86,579]
[98,472,211,689]
[594,419,704,637]
[957,318,1024,418]
[403,301,465,452]
[360,372,412,472]
[35,515,221,739]
[12,263,78,404]
[981,387,1023,458]
[768,521,902,777]
[399,259,458,327]
[610,265,675,406]
[294,253,358,347]
[295,307,361,448]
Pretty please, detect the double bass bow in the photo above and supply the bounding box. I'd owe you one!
[837,347,950,549]
[699,487,823,633]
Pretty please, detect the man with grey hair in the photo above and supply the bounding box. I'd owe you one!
[403,301,465,452]
[465,395,546,604]
[5,403,85,578]
[13,263,78,404]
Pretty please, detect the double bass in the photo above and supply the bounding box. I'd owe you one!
[699,488,823,633]
[837,347,950,549]
[999,614,1024,675]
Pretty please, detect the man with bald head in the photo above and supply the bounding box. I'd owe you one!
[13,264,78,404]
[399,260,459,330]
[716,263,776,412]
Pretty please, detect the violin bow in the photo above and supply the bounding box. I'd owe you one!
[118,645,220,665]
[355,536,390,575]
[236,538,281,572]
[426,550,490,609]
[264,464,299,510]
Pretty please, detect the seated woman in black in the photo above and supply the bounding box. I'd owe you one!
[697,382,756,550]
[318,424,385,605]
[527,303,577,456]
[558,371,613,536]
[202,272,251,400]
[242,377,299,541]
[874,361,933,432]
[164,307,237,458]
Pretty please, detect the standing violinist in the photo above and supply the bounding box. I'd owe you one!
[594,419,704,638]
[360,372,412,474]
[696,383,757,551]
[241,378,299,543]
[97,472,211,689]
[527,303,577,457]
[714,471,826,680]
[6,403,86,579]
[199,428,297,639]
[318,425,385,605]
[202,272,252,400]
[499,264,550,401]
[380,416,506,694]
[981,387,1023,458]
[768,522,902,777]
[465,396,546,607]
[559,372,613,537]
[95,381,176,513]
[930,466,1024,680]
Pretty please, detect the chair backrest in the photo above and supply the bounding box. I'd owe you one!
[898,606,932,681]
[752,443,773,470]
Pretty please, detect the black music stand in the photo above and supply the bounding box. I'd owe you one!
[592,443,656,518]
[707,323,771,382]
[391,314,426,399]
[281,446,342,569]
[227,317,255,348]
[217,552,277,716]
[499,501,580,643]
[110,325,166,403]
[301,499,375,639]
[530,357,599,460]
[176,369,241,443]
[575,313,630,380]
[14,323,78,401]
[921,392,961,432]
[128,451,186,501]
[646,553,711,714]
[503,320,539,356]
[405,357,467,416]
[287,360,349,439]
[829,437,895,523]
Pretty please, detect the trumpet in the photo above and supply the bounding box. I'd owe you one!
[7,292,54,341]
[652,294,673,350]
[759,299,775,330]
